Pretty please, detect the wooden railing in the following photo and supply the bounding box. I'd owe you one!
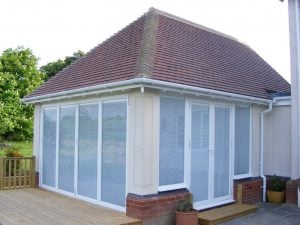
[0,156,36,190]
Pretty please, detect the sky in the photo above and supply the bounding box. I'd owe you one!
[0,0,291,82]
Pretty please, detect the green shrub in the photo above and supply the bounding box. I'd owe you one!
[268,175,286,192]
[176,194,194,212]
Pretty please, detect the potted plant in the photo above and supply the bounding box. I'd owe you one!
[175,194,198,225]
[267,175,286,204]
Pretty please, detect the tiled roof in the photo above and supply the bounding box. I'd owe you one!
[25,8,290,100]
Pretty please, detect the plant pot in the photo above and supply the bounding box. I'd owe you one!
[267,190,285,204]
[175,210,198,225]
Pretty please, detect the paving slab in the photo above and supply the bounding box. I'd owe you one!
[220,203,300,225]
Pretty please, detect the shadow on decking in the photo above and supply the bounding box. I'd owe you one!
[0,188,141,225]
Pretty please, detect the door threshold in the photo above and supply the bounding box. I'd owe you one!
[195,199,235,211]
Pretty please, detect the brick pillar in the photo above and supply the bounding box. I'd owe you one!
[126,189,189,225]
[286,179,299,205]
[233,177,262,204]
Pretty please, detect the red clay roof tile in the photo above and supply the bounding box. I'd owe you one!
[25,8,290,100]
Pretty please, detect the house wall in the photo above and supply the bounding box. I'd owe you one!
[127,89,160,195]
[264,105,291,177]
[33,104,41,172]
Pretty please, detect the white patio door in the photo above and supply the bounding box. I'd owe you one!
[190,103,232,209]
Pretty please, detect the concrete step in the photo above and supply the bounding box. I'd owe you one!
[198,203,257,225]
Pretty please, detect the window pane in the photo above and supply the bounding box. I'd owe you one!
[214,106,230,198]
[58,106,76,193]
[42,108,57,187]
[101,101,127,207]
[78,104,98,199]
[159,97,185,186]
[191,104,209,202]
[234,106,250,175]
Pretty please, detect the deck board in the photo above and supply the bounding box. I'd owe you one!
[198,203,257,225]
[0,188,141,225]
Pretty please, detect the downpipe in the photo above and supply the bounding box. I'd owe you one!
[260,102,273,202]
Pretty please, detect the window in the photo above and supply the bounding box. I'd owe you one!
[159,96,185,188]
[234,106,251,177]
[58,105,76,193]
[78,103,98,199]
[42,107,57,187]
[40,97,127,209]
[101,100,127,207]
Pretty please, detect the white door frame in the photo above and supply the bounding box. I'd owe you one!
[188,99,234,209]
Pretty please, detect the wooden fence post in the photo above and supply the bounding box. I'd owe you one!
[0,157,3,190]
[32,156,36,188]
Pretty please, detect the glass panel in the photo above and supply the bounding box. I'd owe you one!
[159,97,185,186]
[190,104,209,202]
[78,104,98,199]
[42,108,57,187]
[101,101,127,207]
[234,106,250,175]
[58,106,76,193]
[214,106,230,198]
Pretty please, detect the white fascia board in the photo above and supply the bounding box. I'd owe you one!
[22,77,272,105]
[273,96,292,106]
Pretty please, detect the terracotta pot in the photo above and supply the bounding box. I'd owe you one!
[267,190,285,204]
[175,210,198,225]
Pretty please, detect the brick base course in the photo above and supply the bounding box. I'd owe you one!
[286,179,300,205]
[126,189,189,225]
[233,177,262,204]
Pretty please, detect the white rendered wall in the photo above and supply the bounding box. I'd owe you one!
[264,105,291,177]
[289,0,300,180]
[33,104,41,172]
[127,89,160,195]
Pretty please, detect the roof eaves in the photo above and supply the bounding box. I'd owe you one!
[22,77,272,105]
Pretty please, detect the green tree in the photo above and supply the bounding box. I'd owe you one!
[40,50,84,80]
[0,47,44,140]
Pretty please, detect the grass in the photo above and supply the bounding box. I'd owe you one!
[0,141,33,157]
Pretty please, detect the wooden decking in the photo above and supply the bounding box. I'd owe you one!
[198,203,257,225]
[0,188,141,225]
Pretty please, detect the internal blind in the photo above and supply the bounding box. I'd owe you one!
[234,106,250,176]
[78,103,98,199]
[159,97,185,186]
[58,105,76,193]
[42,107,57,187]
[101,100,127,207]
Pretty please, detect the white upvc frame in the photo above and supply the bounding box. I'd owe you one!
[188,100,234,209]
[39,95,128,212]
[158,95,188,192]
[233,105,253,180]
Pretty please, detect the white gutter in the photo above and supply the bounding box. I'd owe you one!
[260,101,274,202]
[22,78,272,105]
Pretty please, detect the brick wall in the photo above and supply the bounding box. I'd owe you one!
[233,177,262,204]
[286,179,300,205]
[126,189,189,225]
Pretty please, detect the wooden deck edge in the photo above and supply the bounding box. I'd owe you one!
[120,221,142,225]
[198,205,257,225]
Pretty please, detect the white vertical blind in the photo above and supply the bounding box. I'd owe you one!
[234,106,250,176]
[78,103,98,199]
[214,106,230,198]
[190,104,209,202]
[42,107,57,187]
[58,106,76,193]
[159,97,185,186]
[101,100,127,207]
